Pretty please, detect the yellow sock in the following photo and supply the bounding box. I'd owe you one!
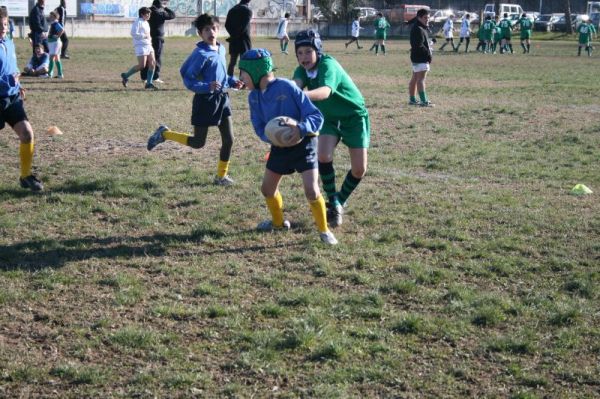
[163,130,191,145]
[265,192,284,227]
[309,195,328,233]
[217,160,229,178]
[19,142,34,178]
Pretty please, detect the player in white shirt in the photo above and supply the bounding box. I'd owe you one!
[276,12,290,54]
[439,16,455,51]
[455,14,472,52]
[345,15,363,49]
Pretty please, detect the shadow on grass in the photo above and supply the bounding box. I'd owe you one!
[0,227,285,271]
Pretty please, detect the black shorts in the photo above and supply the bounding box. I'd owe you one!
[191,91,232,127]
[0,94,28,130]
[267,135,318,175]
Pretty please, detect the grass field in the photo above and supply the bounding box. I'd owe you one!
[1,36,599,398]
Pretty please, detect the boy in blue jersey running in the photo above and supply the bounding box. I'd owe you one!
[147,14,243,186]
[238,48,337,245]
[0,9,43,191]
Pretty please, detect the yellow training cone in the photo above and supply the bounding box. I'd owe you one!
[47,126,63,136]
[571,184,593,195]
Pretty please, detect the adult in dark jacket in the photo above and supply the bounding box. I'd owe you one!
[408,8,434,107]
[29,0,48,54]
[55,0,69,58]
[140,0,176,83]
[224,0,252,76]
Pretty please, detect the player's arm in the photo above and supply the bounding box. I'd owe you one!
[294,87,324,136]
[249,96,269,143]
[305,86,331,101]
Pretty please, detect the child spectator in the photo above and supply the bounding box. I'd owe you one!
[345,15,363,49]
[293,29,370,227]
[408,8,434,107]
[47,11,64,78]
[147,14,243,186]
[0,9,44,191]
[276,12,290,54]
[238,48,337,244]
[120,7,157,90]
[439,15,455,51]
[23,43,50,77]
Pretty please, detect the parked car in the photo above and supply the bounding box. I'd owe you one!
[352,7,379,20]
[552,15,575,32]
[431,8,454,24]
[454,10,479,25]
[534,14,561,31]
[553,14,588,32]
[591,12,600,29]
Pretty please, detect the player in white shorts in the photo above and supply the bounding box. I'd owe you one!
[439,16,455,51]
[455,14,472,52]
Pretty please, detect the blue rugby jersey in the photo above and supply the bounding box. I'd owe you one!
[247,78,324,144]
[0,38,20,98]
[180,41,238,94]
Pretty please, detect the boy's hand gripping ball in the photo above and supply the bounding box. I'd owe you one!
[265,116,301,147]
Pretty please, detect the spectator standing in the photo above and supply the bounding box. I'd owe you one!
[55,0,69,58]
[408,8,434,107]
[29,0,49,54]
[225,0,252,76]
[141,0,175,84]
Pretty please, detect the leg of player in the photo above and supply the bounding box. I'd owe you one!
[259,169,289,230]
[301,168,337,245]
[337,147,366,207]
[13,120,43,192]
[214,116,234,185]
[318,135,343,226]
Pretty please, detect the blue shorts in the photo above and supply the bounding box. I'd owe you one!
[0,94,28,130]
[191,91,232,127]
[267,135,317,175]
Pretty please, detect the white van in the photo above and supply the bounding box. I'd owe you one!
[484,3,524,18]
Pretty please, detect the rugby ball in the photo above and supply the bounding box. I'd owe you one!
[265,116,301,147]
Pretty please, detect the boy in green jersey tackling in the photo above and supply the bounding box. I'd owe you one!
[293,29,370,228]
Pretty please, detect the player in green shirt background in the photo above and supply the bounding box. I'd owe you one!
[516,13,533,53]
[498,13,513,54]
[480,15,495,53]
[369,12,391,55]
[493,16,502,53]
[577,20,597,56]
[293,29,370,228]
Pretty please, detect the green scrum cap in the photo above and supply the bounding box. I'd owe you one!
[239,48,274,87]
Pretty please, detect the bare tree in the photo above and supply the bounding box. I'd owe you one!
[564,0,573,34]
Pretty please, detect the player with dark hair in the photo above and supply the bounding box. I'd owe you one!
[516,13,533,53]
[276,12,290,54]
[408,8,434,107]
[147,14,243,186]
[120,7,157,90]
[293,29,370,228]
[498,13,513,54]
